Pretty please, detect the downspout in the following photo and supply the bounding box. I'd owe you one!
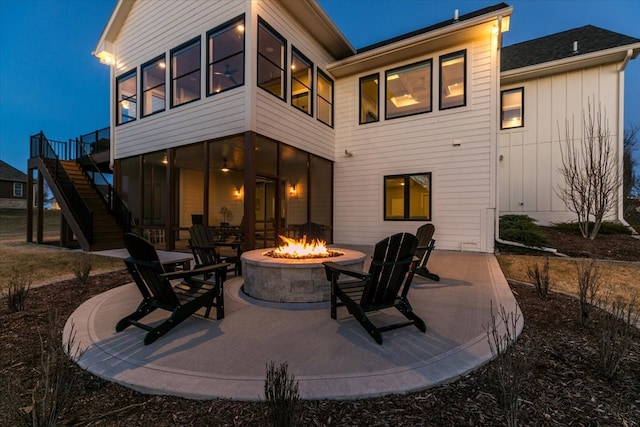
[617,49,635,232]
[493,15,557,254]
[109,62,115,170]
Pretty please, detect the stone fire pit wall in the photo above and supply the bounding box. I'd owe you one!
[241,248,367,303]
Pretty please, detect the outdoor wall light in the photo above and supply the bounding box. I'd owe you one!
[234,188,242,200]
[95,50,115,66]
[221,159,229,172]
[289,184,297,197]
[161,153,168,164]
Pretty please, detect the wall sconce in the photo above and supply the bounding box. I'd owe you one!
[221,159,229,172]
[289,184,297,197]
[161,153,168,164]
[234,187,242,200]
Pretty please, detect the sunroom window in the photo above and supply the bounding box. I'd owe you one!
[385,60,432,119]
[360,73,379,124]
[207,15,245,95]
[384,173,432,221]
[116,70,136,124]
[141,56,166,117]
[439,50,466,110]
[501,87,524,129]
[257,18,286,100]
[317,70,333,127]
[171,38,201,107]
[291,47,313,115]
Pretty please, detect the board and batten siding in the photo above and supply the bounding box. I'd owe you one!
[333,37,499,252]
[252,1,336,160]
[112,0,249,160]
[499,63,621,225]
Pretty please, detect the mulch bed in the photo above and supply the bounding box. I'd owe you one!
[1,267,639,426]
[540,227,640,262]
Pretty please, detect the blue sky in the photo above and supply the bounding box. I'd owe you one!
[1,0,639,173]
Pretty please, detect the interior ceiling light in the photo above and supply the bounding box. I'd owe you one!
[221,159,229,172]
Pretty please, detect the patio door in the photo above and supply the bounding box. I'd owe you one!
[255,177,277,248]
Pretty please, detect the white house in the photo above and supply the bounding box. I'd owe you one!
[91,0,637,253]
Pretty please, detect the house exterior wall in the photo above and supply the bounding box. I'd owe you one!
[111,0,249,160]
[0,180,27,208]
[333,34,501,252]
[499,63,621,225]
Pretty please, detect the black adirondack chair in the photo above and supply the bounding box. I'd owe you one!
[323,232,426,344]
[189,224,241,276]
[117,232,228,345]
[414,224,440,281]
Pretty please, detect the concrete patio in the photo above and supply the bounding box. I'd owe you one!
[64,249,521,401]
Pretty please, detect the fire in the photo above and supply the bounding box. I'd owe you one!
[267,235,339,259]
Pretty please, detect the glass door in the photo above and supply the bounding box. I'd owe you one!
[255,177,277,248]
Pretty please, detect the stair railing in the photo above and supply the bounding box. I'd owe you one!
[30,132,94,242]
[76,138,132,233]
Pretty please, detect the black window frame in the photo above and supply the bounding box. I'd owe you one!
[206,14,245,97]
[384,172,432,221]
[290,46,314,116]
[359,73,379,125]
[257,17,287,101]
[385,59,433,120]
[500,87,524,129]
[317,69,334,127]
[116,69,137,126]
[170,36,201,108]
[439,49,467,110]
[141,54,166,118]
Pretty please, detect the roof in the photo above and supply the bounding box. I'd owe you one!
[502,25,640,71]
[0,160,27,182]
[358,2,511,53]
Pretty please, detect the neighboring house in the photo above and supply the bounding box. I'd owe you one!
[92,0,637,253]
[499,26,640,225]
[0,160,28,209]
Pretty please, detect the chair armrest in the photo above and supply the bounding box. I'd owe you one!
[322,261,370,281]
[161,263,230,280]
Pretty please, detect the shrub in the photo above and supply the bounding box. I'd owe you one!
[72,253,92,286]
[577,260,601,327]
[1,268,32,312]
[526,257,551,300]
[264,362,299,427]
[499,215,549,247]
[597,293,639,379]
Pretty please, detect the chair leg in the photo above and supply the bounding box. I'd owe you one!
[352,309,383,345]
[396,300,427,333]
[415,267,440,282]
[115,301,156,332]
[330,284,338,319]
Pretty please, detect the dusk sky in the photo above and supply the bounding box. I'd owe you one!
[1,0,639,173]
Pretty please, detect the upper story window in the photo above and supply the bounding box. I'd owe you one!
[359,73,379,124]
[257,18,286,100]
[141,56,166,117]
[317,70,333,127]
[207,15,245,95]
[291,47,313,115]
[116,70,137,125]
[13,182,23,197]
[384,173,432,221]
[385,60,432,119]
[439,50,466,110]
[501,87,524,129]
[171,37,201,107]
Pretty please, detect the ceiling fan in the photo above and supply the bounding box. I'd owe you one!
[213,63,239,85]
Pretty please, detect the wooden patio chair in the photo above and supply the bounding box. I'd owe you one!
[117,232,228,345]
[189,224,242,276]
[414,224,440,281]
[323,232,426,345]
[297,222,325,241]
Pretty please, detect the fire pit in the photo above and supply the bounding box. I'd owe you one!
[241,236,367,303]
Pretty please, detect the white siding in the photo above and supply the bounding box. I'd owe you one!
[334,37,499,252]
[499,63,621,224]
[112,0,249,159]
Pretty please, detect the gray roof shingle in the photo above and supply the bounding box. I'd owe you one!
[0,160,28,182]
[502,25,640,71]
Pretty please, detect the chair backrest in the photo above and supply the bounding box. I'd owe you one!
[123,233,179,308]
[298,222,324,241]
[361,232,418,307]
[415,223,436,263]
[189,224,220,266]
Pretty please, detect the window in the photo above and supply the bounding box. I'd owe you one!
[13,182,23,197]
[317,70,333,127]
[359,73,379,124]
[384,173,431,220]
[439,50,466,110]
[501,87,524,129]
[116,70,136,124]
[141,56,166,117]
[291,47,313,115]
[171,37,201,107]
[207,15,245,95]
[257,18,286,100]
[385,60,432,119]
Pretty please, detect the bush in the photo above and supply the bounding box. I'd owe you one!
[553,221,631,235]
[264,362,299,427]
[577,260,601,327]
[1,268,32,312]
[72,253,92,286]
[597,293,639,379]
[526,257,551,300]
[499,215,549,247]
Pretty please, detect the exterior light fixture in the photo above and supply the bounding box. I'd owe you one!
[161,153,168,164]
[95,50,116,66]
[289,184,297,197]
[221,159,229,172]
[234,188,242,200]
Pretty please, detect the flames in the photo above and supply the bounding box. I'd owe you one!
[268,235,333,259]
